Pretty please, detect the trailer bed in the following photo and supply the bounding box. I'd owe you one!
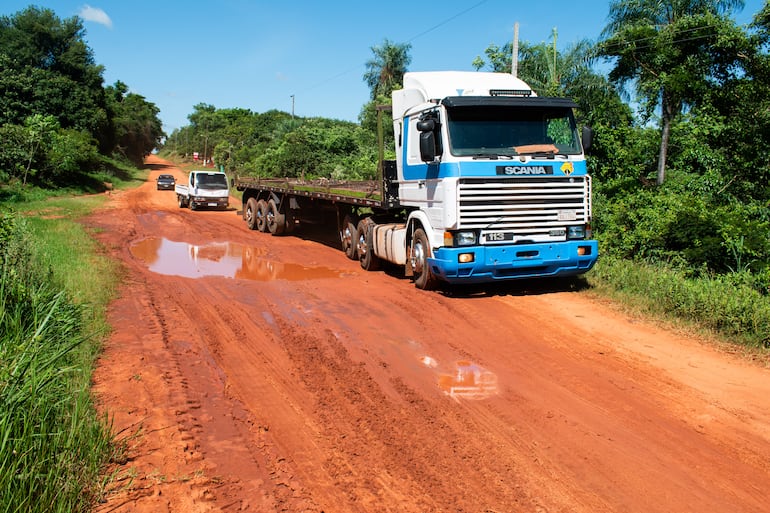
[234,176,387,208]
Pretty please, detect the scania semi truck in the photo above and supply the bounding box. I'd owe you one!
[234,71,598,290]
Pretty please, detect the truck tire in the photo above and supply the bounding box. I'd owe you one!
[340,214,358,260]
[189,199,196,211]
[356,218,380,271]
[245,198,259,230]
[411,228,437,290]
[256,200,269,232]
[266,199,285,235]
[178,195,186,208]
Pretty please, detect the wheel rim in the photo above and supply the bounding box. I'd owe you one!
[246,204,254,224]
[341,225,352,251]
[357,231,368,260]
[412,239,427,275]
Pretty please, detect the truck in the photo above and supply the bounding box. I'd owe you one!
[176,170,230,210]
[234,71,598,290]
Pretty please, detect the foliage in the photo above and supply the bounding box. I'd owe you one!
[165,106,381,182]
[105,81,165,166]
[588,256,770,348]
[363,39,412,100]
[0,210,114,512]
[0,7,163,186]
[595,183,770,277]
[599,0,747,184]
[251,118,378,180]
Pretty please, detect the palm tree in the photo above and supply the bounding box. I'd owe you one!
[363,39,412,100]
[472,31,623,128]
[600,0,745,185]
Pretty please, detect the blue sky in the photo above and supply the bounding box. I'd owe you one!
[2,1,766,134]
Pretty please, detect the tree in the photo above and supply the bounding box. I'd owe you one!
[0,7,112,152]
[472,32,635,184]
[22,114,58,185]
[105,81,164,166]
[363,39,412,100]
[599,0,745,185]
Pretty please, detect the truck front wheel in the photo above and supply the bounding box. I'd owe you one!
[411,228,437,290]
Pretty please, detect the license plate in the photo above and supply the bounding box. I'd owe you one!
[208,202,218,207]
[558,209,577,221]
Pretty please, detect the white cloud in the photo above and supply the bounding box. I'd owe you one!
[79,5,113,29]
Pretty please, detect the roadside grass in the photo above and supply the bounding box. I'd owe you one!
[1,161,145,512]
[586,255,770,355]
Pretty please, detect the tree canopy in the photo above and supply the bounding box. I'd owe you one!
[599,0,747,185]
[0,6,164,185]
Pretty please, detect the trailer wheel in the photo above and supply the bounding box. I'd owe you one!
[356,218,380,271]
[411,228,437,290]
[340,214,358,260]
[245,198,259,230]
[266,199,285,235]
[256,199,269,232]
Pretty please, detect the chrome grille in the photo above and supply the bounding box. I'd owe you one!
[458,176,591,234]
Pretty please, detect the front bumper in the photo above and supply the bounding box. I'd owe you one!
[427,240,598,284]
[191,196,229,208]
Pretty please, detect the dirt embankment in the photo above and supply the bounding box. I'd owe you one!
[89,155,770,513]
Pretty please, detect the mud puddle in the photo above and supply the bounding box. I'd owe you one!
[130,237,346,281]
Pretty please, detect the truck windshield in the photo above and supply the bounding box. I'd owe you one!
[446,105,582,157]
[196,173,228,190]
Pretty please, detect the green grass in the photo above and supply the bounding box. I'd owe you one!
[1,163,144,512]
[586,255,770,352]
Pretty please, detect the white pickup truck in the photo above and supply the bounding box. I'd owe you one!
[175,170,230,210]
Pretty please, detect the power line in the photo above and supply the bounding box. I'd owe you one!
[295,0,489,98]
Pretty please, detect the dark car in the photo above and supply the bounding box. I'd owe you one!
[156,174,175,190]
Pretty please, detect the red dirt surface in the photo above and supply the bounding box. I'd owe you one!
[88,155,770,513]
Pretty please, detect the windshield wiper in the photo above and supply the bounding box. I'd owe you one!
[471,153,516,160]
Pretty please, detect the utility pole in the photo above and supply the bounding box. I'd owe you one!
[512,22,519,77]
[290,95,295,120]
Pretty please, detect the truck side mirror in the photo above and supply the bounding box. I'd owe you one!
[420,131,437,162]
[417,119,435,132]
[581,126,593,152]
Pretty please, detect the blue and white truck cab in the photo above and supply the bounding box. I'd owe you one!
[389,71,598,288]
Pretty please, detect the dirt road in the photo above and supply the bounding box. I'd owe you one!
[89,156,770,512]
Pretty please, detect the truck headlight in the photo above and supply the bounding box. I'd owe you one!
[567,225,585,239]
[455,231,477,246]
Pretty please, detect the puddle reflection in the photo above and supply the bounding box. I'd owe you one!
[130,237,345,281]
[436,360,498,400]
